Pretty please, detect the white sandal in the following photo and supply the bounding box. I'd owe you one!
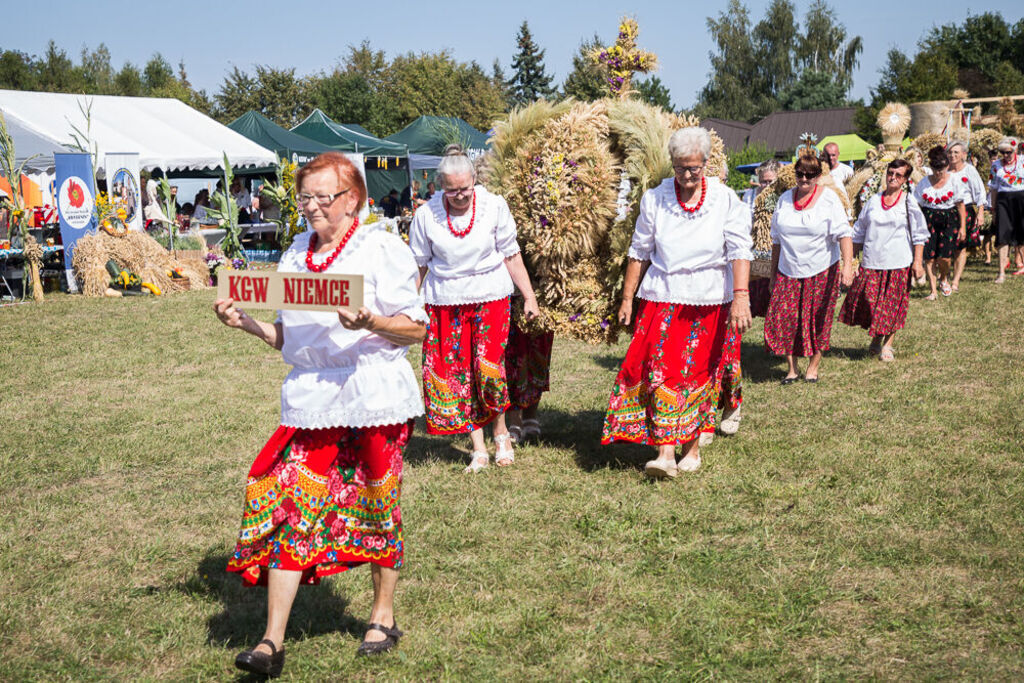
[521,418,541,442]
[699,432,714,447]
[718,406,742,435]
[494,433,515,466]
[464,451,490,474]
[677,453,702,472]
[507,424,523,445]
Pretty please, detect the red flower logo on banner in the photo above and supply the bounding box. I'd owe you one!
[67,179,85,208]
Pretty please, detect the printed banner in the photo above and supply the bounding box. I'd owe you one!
[217,271,364,313]
[343,152,369,222]
[103,153,142,231]
[54,152,98,292]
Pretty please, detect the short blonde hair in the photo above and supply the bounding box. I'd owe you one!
[668,127,711,162]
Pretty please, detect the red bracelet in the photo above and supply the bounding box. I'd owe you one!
[733,288,748,293]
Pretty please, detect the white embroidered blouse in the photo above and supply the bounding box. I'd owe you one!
[951,164,988,207]
[628,177,753,306]
[913,175,967,210]
[770,188,852,279]
[275,223,427,429]
[853,192,929,270]
[988,155,1024,194]
[408,186,521,306]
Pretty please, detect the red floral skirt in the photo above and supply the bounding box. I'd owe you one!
[422,298,511,434]
[602,300,728,446]
[227,421,412,587]
[839,266,911,336]
[701,326,742,434]
[505,319,554,409]
[764,262,841,357]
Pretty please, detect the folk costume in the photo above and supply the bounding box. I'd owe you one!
[840,191,929,336]
[989,153,1024,247]
[505,318,554,411]
[227,224,426,586]
[951,163,988,248]
[764,188,852,357]
[409,186,521,434]
[913,176,967,261]
[602,177,753,446]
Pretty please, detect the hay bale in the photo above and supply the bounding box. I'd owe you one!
[71,230,211,296]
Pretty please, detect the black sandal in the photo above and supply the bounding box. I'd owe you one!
[235,638,285,678]
[357,622,403,656]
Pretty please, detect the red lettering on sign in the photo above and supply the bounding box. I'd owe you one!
[252,277,268,303]
[239,276,252,301]
[328,279,339,306]
[229,275,241,301]
[338,280,349,307]
[314,279,329,306]
[283,278,295,304]
[303,278,314,304]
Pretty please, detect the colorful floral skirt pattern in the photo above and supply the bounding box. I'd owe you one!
[227,421,412,587]
[505,319,554,410]
[764,262,841,357]
[839,266,911,337]
[423,298,511,434]
[602,300,728,446]
[702,326,742,435]
[956,204,981,250]
[922,206,958,260]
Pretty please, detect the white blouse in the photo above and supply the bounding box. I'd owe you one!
[853,192,929,270]
[913,175,967,210]
[829,163,854,186]
[951,164,987,207]
[408,186,521,306]
[989,156,1024,194]
[771,188,852,279]
[275,223,427,429]
[629,177,753,306]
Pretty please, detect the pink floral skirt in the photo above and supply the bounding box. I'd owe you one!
[226,421,411,586]
[505,319,554,410]
[839,266,911,336]
[602,300,728,446]
[764,262,841,357]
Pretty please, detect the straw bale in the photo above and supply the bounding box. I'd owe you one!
[71,230,211,297]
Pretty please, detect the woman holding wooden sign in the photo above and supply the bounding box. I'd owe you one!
[214,152,426,673]
[409,150,540,473]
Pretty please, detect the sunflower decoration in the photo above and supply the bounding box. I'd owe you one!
[95,191,129,237]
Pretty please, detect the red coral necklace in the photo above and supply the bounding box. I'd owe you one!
[880,190,903,211]
[445,191,476,237]
[674,177,706,213]
[306,217,360,272]
[793,186,819,211]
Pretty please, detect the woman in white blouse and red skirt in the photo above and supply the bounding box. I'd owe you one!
[764,151,854,383]
[409,152,539,473]
[214,153,427,672]
[914,146,967,299]
[840,159,928,361]
[602,127,753,479]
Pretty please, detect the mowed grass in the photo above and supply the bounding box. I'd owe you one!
[1,261,1023,680]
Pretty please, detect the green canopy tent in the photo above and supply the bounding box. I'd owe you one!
[291,110,410,202]
[385,115,490,155]
[228,111,334,166]
[814,134,875,162]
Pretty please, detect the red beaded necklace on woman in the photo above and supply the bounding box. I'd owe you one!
[880,189,903,211]
[306,216,360,272]
[793,185,819,211]
[674,176,707,213]
[444,190,476,238]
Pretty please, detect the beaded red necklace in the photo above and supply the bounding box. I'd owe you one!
[444,191,476,238]
[880,189,903,211]
[306,217,360,273]
[793,185,819,211]
[674,177,706,213]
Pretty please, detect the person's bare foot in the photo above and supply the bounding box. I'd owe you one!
[924,292,937,301]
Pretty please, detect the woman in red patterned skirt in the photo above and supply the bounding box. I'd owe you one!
[213,153,428,672]
[505,315,554,444]
[764,151,854,383]
[840,159,927,361]
[409,151,539,473]
[602,127,753,478]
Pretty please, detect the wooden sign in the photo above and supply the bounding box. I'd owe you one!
[217,271,364,312]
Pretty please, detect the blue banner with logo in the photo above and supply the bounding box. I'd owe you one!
[54,153,97,292]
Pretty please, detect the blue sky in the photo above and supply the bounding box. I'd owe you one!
[7,1,1023,114]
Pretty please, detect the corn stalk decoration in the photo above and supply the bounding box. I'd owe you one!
[157,177,179,258]
[0,111,44,302]
[204,153,246,263]
[259,156,302,249]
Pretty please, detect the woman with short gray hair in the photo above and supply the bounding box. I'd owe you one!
[409,152,539,473]
[989,137,1024,282]
[947,140,986,292]
[602,127,753,478]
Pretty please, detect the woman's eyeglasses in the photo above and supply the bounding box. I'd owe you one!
[794,171,820,180]
[297,188,350,206]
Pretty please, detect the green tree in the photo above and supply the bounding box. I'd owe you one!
[143,54,175,92]
[507,21,555,106]
[795,0,862,93]
[635,76,673,111]
[214,65,308,127]
[308,70,397,137]
[561,34,606,102]
[0,50,38,90]
[491,59,511,109]
[113,63,144,96]
[778,69,846,110]
[79,44,114,94]
[753,0,798,100]
[695,0,762,121]
[37,41,85,93]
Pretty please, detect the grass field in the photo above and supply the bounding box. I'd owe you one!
[2,262,1023,680]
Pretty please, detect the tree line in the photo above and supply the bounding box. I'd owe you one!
[1,7,1022,140]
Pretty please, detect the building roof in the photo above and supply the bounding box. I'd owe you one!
[700,118,752,151]
[747,107,857,153]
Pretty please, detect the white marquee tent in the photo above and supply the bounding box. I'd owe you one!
[2,111,71,174]
[0,89,276,174]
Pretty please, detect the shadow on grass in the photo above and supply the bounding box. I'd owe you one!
[403,416,481,467]
[175,551,366,653]
[530,406,650,473]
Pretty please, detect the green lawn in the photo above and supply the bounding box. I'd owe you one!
[1,262,1023,680]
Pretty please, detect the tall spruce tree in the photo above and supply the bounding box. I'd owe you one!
[507,21,555,106]
[561,34,606,102]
